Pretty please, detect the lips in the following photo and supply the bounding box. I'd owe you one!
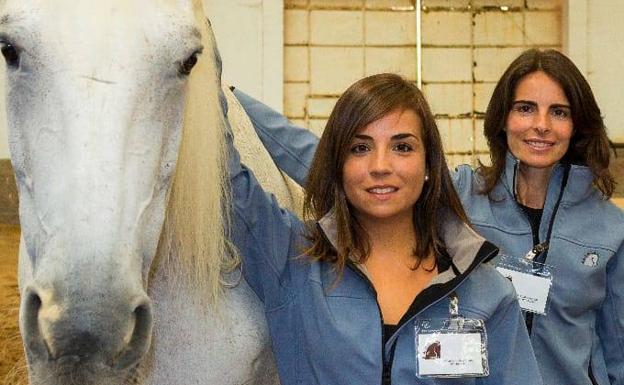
[524,139,554,150]
[366,186,398,194]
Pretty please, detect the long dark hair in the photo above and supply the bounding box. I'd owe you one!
[303,73,469,278]
[481,48,615,197]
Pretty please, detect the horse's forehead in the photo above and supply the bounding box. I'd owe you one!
[1,0,199,48]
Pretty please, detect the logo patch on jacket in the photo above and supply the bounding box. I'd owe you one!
[424,341,441,359]
[582,252,599,267]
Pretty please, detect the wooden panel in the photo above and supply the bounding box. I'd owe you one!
[0,224,25,383]
[0,160,18,225]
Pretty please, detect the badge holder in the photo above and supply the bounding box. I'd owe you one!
[495,248,555,315]
[415,293,489,378]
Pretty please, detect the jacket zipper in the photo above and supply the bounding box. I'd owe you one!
[588,361,599,385]
[345,262,388,385]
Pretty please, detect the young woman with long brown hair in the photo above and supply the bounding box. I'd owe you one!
[227,73,541,385]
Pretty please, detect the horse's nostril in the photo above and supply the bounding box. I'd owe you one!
[24,290,42,321]
[113,300,153,370]
[21,288,50,359]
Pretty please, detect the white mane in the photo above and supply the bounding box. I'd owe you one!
[156,0,235,304]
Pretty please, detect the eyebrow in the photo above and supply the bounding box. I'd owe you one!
[512,100,571,109]
[354,133,420,141]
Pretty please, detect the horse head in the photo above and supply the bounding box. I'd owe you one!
[2,0,232,383]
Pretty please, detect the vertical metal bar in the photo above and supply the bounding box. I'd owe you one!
[416,0,422,89]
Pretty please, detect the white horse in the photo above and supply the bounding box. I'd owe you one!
[2,0,300,384]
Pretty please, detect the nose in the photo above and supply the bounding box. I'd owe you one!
[369,149,392,177]
[533,111,552,134]
[20,286,153,370]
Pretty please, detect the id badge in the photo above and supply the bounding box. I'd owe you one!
[414,293,489,378]
[495,254,554,315]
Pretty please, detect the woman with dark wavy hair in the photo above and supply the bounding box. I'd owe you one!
[453,49,624,385]
[235,50,624,385]
[228,73,541,384]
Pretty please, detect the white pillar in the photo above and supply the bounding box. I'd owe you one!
[564,0,624,142]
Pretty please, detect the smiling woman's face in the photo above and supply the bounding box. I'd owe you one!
[506,70,574,170]
[342,108,426,227]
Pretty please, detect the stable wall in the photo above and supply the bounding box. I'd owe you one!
[0,1,622,203]
[283,0,563,168]
[565,0,624,143]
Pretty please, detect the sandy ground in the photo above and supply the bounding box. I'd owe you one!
[0,225,27,385]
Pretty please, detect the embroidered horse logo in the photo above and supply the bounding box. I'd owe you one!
[582,252,599,267]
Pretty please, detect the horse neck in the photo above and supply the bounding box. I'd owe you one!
[141,252,274,385]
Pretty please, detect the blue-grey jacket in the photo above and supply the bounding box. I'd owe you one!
[228,91,543,385]
[454,154,624,385]
[232,89,624,385]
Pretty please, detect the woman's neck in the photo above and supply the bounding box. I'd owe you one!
[359,214,425,267]
[359,214,437,325]
[360,213,416,249]
[516,164,554,209]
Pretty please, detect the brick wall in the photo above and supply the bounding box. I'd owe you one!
[283,0,562,167]
[284,0,418,136]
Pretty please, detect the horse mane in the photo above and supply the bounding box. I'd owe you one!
[155,0,237,305]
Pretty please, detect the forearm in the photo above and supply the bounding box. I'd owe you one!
[233,88,319,186]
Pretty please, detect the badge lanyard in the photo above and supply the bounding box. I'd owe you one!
[496,164,570,315]
[415,292,489,378]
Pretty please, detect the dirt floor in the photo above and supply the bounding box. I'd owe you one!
[0,225,27,385]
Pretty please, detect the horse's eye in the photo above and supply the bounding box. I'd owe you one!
[1,43,20,68]
[179,52,199,76]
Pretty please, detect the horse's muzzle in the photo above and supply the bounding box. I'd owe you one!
[20,285,153,371]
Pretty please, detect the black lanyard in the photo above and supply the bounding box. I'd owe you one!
[521,164,571,264]
[520,164,571,333]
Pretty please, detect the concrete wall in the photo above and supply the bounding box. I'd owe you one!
[205,0,284,111]
[565,0,624,143]
[0,68,6,160]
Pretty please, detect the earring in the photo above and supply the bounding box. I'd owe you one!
[424,174,429,182]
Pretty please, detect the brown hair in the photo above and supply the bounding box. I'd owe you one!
[480,48,615,197]
[303,73,469,278]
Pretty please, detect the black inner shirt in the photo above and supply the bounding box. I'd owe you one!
[378,248,476,384]
[518,203,543,245]
[381,251,453,346]
[517,202,545,334]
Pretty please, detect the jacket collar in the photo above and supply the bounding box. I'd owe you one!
[317,209,497,285]
[499,151,596,205]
